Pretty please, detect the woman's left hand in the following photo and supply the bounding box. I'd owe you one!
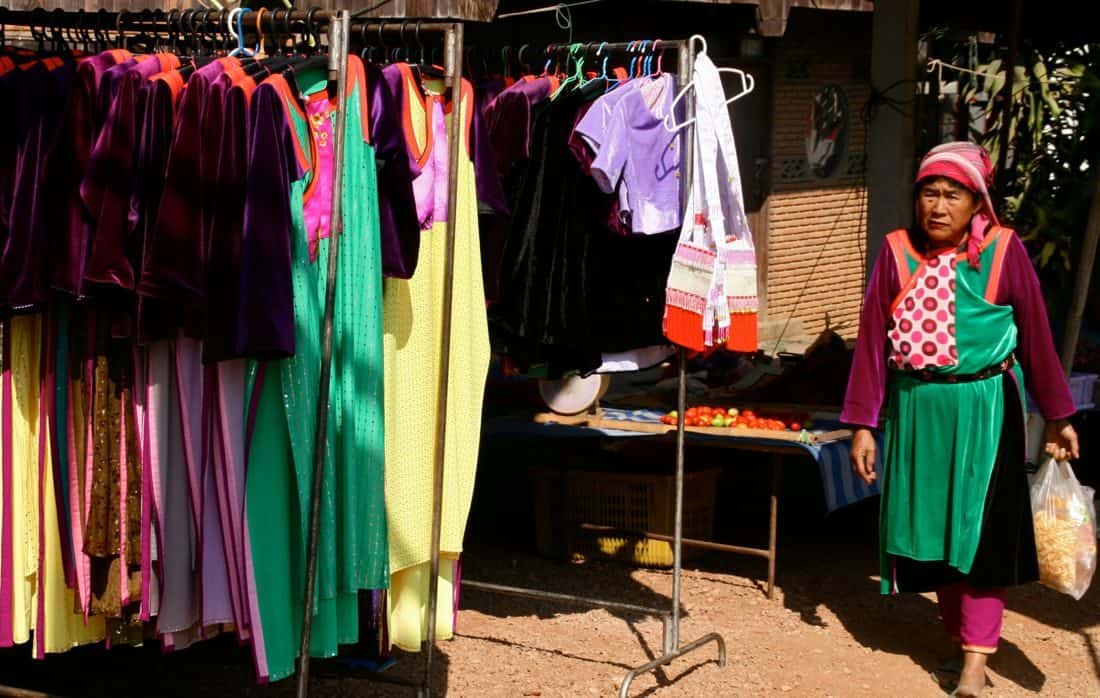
[1044,419,1080,462]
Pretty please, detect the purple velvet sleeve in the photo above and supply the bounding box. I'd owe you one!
[840,243,900,429]
[83,58,166,293]
[484,88,530,180]
[368,62,420,280]
[0,62,72,310]
[52,56,110,297]
[130,80,176,286]
[81,66,141,291]
[469,95,509,215]
[203,85,249,362]
[138,76,209,306]
[997,233,1077,420]
[236,84,299,359]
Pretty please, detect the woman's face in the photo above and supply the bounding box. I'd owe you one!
[916,177,981,246]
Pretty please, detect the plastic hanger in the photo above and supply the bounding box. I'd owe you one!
[377,20,389,65]
[636,40,651,78]
[298,6,322,55]
[517,44,530,76]
[663,34,755,133]
[628,40,640,79]
[578,42,596,86]
[550,43,584,99]
[228,7,255,57]
[597,41,625,93]
[416,21,446,79]
[360,19,373,63]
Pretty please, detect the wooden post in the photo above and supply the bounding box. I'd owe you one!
[1060,175,1100,375]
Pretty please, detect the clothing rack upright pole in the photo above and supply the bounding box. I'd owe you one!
[618,36,726,697]
[296,12,350,698]
[281,17,463,698]
[462,36,726,698]
[423,19,465,698]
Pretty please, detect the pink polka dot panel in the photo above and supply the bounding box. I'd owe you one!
[889,250,957,371]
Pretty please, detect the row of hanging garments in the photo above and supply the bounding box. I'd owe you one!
[0,18,495,683]
[480,41,760,378]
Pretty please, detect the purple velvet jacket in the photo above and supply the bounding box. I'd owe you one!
[840,229,1076,429]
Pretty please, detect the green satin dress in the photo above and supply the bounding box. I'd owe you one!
[245,58,388,681]
[880,230,1027,594]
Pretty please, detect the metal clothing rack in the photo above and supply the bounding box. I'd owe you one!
[461,36,728,698]
[0,7,466,698]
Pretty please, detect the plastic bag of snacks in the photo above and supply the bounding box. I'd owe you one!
[1030,458,1097,600]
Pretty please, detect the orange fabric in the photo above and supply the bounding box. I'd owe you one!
[664,306,706,353]
[885,230,912,287]
[348,55,371,144]
[155,53,180,73]
[889,260,928,316]
[726,313,759,353]
[153,69,186,103]
[262,74,311,177]
[984,227,1013,302]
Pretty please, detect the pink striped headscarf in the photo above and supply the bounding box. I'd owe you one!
[915,142,999,268]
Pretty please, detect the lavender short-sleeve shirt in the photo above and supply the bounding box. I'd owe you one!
[575,75,682,235]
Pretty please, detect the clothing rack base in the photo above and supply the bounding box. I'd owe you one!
[463,39,729,697]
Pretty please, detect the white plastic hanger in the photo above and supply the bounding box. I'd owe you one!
[663,34,756,133]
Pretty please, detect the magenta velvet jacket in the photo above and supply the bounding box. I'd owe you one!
[840,228,1076,429]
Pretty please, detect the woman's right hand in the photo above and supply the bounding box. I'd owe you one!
[850,428,877,485]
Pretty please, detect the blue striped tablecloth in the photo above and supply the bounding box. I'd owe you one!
[484,408,883,512]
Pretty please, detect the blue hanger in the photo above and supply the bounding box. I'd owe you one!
[229,8,255,58]
[628,40,640,79]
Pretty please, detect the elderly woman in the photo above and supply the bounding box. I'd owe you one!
[842,142,1080,697]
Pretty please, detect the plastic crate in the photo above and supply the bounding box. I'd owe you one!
[1070,372,1098,411]
[530,466,720,568]
[1026,372,1098,414]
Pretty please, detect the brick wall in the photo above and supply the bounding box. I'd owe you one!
[764,34,872,341]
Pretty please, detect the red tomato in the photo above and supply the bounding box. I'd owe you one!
[742,409,756,419]
[790,422,802,431]
[714,407,727,416]
[686,407,699,418]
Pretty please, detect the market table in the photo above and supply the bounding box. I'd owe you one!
[483,407,884,599]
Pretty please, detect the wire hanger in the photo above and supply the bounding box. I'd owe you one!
[663,34,755,133]
[926,57,998,81]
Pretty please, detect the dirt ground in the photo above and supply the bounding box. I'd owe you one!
[2,436,1099,697]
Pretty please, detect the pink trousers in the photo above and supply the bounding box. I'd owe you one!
[936,583,1005,654]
